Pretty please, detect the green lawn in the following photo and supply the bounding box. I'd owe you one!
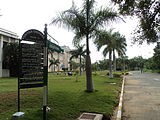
[0,72,122,120]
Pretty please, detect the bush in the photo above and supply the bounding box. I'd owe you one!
[74,70,79,75]
[92,72,98,76]
[113,72,122,77]
[122,72,129,75]
[74,70,79,82]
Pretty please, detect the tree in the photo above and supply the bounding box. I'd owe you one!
[94,30,114,78]
[98,59,110,70]
[153,42,160,71]
[51,0,120,92]
[70,44,86,75]
[127,56,145,71]
[2,42,19,77]
[69,60,79,70]
[112,32,127,71]
[49,58,60,71]
[121,56,129,71]
[94,30,126,78]
[111,0,160,43]
[145,57,155,70]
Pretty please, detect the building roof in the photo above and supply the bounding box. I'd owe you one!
[0,28,19,39]
[61,46,71,52]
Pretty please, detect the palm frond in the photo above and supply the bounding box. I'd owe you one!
[93,8,120,28]
[82,0,95,14]
[103,47,111,57]
[49,58,60,68]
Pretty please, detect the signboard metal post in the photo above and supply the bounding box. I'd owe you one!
[18,38,21,112]
[13,25,57,119]
[13,28,47,118]
[43,24,48,120]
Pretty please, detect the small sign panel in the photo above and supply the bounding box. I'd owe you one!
[48,40,64,53]
[19,29,44,89]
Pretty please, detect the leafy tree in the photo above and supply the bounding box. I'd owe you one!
[116,56,129,71]
[153,42,160,71]
[98,59,110,70]
[91,61,99,72]
[51,0,120,92]
[128,58,137,70]
[127,56,145,70]
[111,0,160,43]
[2,42,19,77]
[49,58,60,71]
[145,57,156,70]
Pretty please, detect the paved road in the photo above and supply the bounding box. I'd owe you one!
[123,71,160,120]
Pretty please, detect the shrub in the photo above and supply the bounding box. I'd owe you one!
[122,72,129,75]
[92,72,98,76]
[74,70,79,82]
[113,72,122,77]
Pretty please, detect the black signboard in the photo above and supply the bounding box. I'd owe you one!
[19,29,44,89]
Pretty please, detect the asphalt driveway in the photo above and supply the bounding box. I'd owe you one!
[123,71,160,120]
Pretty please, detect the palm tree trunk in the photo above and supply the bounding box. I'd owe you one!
[58,53,60,71]
[109,50,113,78]
[85,33,94,92]
[52,65,54,72]
[54,65,55,71]
[85,0,94,92]
[113,50,116,72]
[123,58,125,72]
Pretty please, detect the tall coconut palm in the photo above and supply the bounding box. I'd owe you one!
[94,30,127,78]
[51,0,121,92]
[94,30,114,78]
[112,32,127,71]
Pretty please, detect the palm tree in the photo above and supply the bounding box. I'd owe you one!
[70,44,86,75]
[94,30,127,78]
[112,32,127,71]
[69,60,79,70]
[51,0,121,92]
[49,58,60,71]
[121,56,129,72]
[94,30,114,78]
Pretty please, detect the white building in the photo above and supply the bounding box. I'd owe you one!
[0,28,19,77]
[48,45,80,71]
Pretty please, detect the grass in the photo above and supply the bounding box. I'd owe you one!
[0,72,122,120]
[144,69,160,73]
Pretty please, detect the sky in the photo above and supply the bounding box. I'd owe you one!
[0,0,156,63]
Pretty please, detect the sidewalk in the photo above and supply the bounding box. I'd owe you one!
[122,71,160,120]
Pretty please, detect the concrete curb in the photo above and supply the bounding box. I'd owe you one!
[116,76,125,120]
